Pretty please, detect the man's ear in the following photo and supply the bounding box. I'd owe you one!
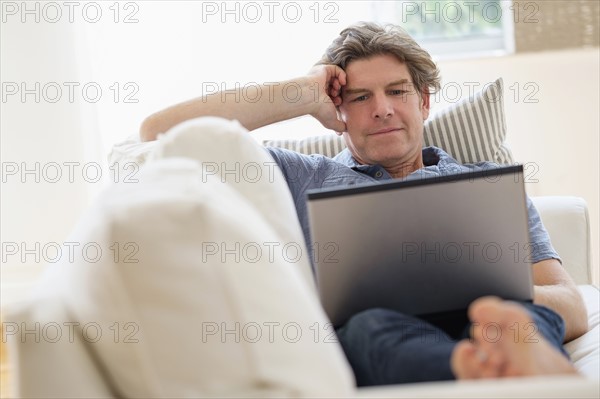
[421,90,431,120]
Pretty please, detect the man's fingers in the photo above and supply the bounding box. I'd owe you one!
[328,77,344,107]
[334,65,347,85]
[332,79,340,91]
[329,78,342,99]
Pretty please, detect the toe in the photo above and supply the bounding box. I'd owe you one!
[451,340,482,379]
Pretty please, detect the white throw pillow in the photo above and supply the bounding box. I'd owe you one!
[6,117,355,397]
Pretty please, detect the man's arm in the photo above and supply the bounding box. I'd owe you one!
[139,65,347,142]
[532,258,588,342]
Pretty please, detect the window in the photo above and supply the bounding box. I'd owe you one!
[369,0,515,59]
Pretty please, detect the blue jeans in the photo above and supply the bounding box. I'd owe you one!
[335,302,567,386]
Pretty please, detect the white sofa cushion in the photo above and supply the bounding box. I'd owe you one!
[5,117,355,398]
[565,285,600,379]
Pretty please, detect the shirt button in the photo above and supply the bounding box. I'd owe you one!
[375,171,383,178]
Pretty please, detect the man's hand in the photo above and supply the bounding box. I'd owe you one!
[306,64,347,134]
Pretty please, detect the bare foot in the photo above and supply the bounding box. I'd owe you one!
[451,296,578,379]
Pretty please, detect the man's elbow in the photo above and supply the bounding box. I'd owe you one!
[139,114,160,142]
[573,296,589,339]
[566,287,589,342]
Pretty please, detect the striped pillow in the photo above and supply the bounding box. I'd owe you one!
[263,78,513,164]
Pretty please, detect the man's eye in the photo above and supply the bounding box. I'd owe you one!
[390,90,408,95]
[353,95,368,102]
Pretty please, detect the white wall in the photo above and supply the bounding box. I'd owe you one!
[1,16,97,302]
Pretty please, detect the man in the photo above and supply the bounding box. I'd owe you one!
[140,22,587,385]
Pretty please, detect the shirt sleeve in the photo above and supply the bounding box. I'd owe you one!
[526,196,562,264]
[264,147,326,201]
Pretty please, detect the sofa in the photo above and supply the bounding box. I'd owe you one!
[2,80,598,397]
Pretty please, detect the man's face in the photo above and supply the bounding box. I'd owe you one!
[338,54,430,169]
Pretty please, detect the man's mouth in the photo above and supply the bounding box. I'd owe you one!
[369,127,402,135]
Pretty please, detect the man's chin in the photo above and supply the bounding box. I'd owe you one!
[367,144,412,162]
[346,137,417,165]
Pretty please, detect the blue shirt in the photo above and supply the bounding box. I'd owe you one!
[265,146,559,271]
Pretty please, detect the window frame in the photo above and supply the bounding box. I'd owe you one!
[369,0,516,60]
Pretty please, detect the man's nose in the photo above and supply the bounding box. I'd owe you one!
[371,94,394,119]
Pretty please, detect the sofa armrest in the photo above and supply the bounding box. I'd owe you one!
[3,302,114,398]
[530,196,592,285]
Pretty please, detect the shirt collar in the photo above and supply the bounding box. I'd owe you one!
[332,148,360,167]
[333,146,455,170]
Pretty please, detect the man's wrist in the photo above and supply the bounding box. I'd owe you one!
[294,76,322,117]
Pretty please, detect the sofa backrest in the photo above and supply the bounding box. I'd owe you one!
[530,196,593,285]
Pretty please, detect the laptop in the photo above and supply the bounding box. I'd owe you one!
[306,165,534,327]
